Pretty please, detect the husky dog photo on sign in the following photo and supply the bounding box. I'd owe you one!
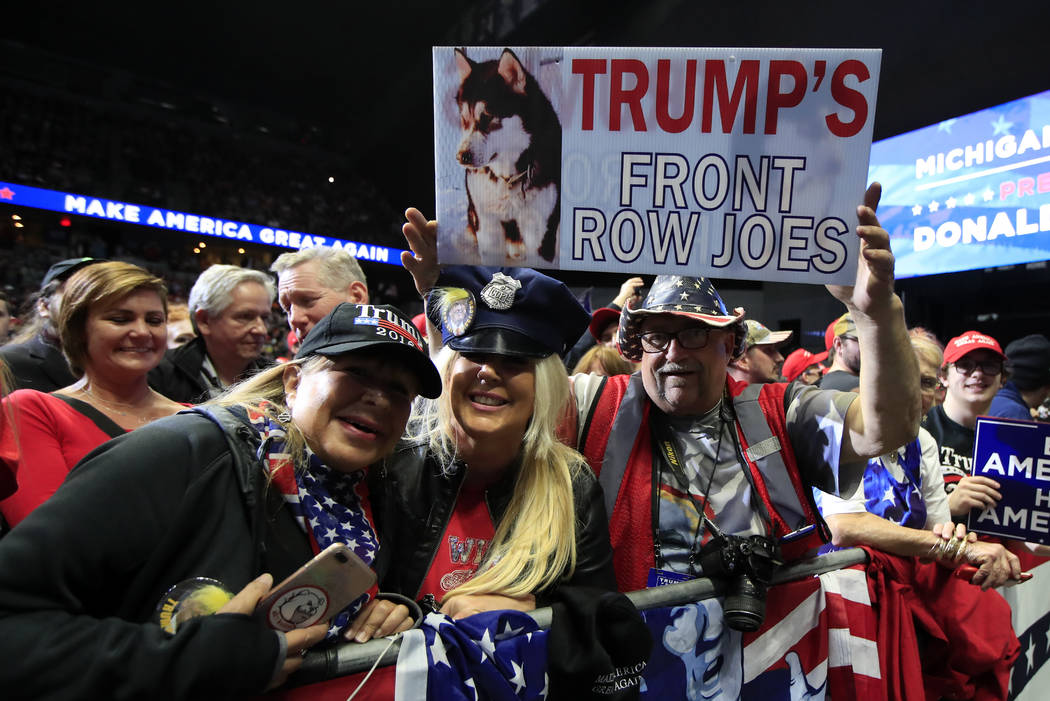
[451,48,561,265]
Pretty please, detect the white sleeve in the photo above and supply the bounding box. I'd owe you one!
[918,427,952,528]
[570,372,606,447]
[813,479,868,518]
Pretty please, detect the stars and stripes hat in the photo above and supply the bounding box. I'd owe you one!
[295,302,442,398]
[618,275,745,362]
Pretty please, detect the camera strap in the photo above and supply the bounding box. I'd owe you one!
[650,411,722,576]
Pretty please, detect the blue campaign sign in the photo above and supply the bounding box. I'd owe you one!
[869,89,1050,279]
[0,180,406,265]
[968,416,1050,544]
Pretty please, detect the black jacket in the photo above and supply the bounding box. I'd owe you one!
[0,406,316,700]
[148,336,271,404]
[0,334,77,392]
[370,441,617,603]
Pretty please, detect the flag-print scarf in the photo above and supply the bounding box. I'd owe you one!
[245,405,378,640]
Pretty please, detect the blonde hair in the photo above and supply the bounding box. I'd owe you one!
[208,355,330,472]
[408,347,584,599]
[910,332,944,371]
[57,262,168,377]
[572,344,637,376]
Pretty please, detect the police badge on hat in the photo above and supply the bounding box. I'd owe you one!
[480,272,522,310]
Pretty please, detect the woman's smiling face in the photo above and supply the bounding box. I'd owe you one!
[284,353,418,473]
[83,289,168,379]
[448,352,536,445]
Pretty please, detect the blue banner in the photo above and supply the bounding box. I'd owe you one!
[869,89,1050,278]
[969,416,1050,544]
[0,180,406,266]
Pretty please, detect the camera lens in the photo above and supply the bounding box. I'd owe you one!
[334,552,348,563]
[723,576,767,632]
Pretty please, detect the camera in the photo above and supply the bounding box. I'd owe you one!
[698,533,779,632]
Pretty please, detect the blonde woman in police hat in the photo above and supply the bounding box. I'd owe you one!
[0,302,441,700]
[374,266,616,619]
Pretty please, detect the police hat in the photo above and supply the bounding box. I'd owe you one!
[429,266,589,359]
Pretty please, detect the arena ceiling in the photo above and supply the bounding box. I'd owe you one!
[4,0,1049,216]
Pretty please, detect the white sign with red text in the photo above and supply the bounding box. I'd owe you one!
[433,46,881,283]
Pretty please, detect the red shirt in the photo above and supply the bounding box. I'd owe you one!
[0,390,122,526]
[418,485,495,600]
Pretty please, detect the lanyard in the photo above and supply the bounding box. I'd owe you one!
[650,412,722,576]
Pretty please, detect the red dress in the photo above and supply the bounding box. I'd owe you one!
[0,390,124,526]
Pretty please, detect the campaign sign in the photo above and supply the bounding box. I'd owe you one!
[968,416,1050,544]
[433,46,881,283]
[869,89,1050,279]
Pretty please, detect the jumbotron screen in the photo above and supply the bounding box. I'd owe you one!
[869,89,1050,278]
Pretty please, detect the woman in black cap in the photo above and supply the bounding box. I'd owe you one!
[0,302,441,700]
[375,265,616,619]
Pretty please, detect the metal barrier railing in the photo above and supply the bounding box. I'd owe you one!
[293,548,869,685]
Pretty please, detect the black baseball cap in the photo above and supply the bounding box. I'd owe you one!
[295,303,442,399]
[41,257,106,288]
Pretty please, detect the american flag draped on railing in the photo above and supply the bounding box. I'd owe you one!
[270,552,1019,701]
[386,567,879,701]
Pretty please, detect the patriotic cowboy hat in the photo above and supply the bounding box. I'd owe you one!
[617,275,746,362]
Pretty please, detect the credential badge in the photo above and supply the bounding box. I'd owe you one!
[480,272,521,310]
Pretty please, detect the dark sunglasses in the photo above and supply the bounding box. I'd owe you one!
[952,358,1003,376]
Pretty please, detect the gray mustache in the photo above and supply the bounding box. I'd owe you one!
[657,362,700,375]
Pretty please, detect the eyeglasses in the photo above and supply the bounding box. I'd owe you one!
[952,358,1003,376]
[919,375,941,391]
[639,326,713,353]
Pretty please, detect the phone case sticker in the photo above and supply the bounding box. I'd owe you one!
[265,585,330,631]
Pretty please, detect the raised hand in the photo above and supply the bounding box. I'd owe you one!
[401,207,440,296]
[826,182,896,315]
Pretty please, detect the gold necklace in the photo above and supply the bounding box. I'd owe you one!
[79,387,154,425]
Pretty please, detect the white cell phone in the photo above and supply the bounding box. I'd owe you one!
[255,543,376,631]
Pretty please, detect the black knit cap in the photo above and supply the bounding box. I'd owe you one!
[295,303,442,399]
[1005,334,1050,390]
[547,587,652,701]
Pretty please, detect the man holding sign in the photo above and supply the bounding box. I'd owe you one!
[923,331,1007,518]
[412,45,1021,593]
